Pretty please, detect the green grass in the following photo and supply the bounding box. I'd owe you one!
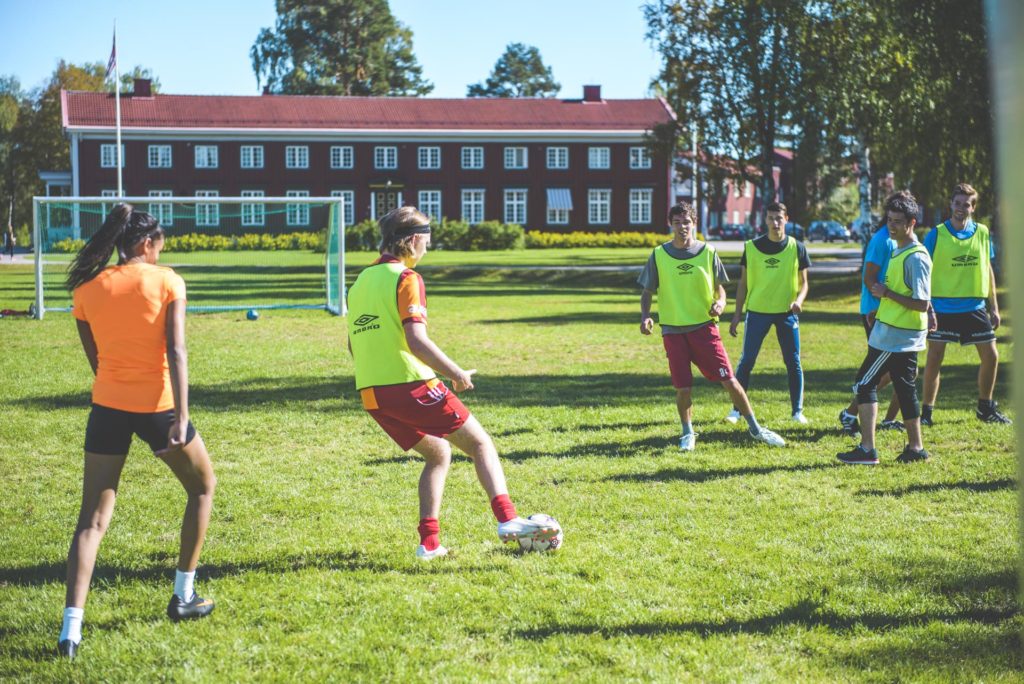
[0,257,1018,682]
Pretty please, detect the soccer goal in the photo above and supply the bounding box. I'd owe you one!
[31,196,348,319]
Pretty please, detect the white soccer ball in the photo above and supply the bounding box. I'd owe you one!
[518,514,563,553]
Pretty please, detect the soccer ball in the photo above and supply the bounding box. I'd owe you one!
[518,514,563,553]
[246,309,260,320]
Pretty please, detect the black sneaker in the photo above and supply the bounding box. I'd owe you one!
[838,409,860,436]
[57,639,78,660]
[167,593,215,622]
[896,446,930,463]
[837,445,879,465]
[920,414,934,427]
[977,404,1012,424]
[879,419,905,431]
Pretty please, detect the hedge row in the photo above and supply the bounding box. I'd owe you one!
[524,231,667,249]
[51,232,324,254]
[344,219,525,251]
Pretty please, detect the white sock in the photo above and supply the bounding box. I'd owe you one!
[60,607,84,644]
[174,569,195,601]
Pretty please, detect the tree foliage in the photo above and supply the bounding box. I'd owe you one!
[467,43,560,98]
[251,0,432,96]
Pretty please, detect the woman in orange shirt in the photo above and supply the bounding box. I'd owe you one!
[58,204,216,660]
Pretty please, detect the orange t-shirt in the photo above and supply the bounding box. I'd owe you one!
[72,263,186,412]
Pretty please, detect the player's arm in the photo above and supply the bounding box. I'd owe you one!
[640,289,654,335]
[988,262,1001,329]
[710,282,727,318]
[165,299,190,450]
[869,282,929,312]
[75,320,99,375]
[863,261,882,324]
[404,322,475,391]
[792,267,809,313]
[730,266,747,337]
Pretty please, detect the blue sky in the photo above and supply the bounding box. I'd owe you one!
[0,0,663,98]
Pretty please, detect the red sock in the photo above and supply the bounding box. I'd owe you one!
[418,518,440,551]
[490,494,518,523]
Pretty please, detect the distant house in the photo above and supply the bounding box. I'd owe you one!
[60,82,676,233]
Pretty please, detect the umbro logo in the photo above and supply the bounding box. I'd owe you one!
[353,314,379,326]
[765,258,781,266]
[952,255,978,264]
[677,264,694,273]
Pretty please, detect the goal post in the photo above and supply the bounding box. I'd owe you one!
[31,196,348,319]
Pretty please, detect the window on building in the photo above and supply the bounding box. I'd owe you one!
[195,190,219,226]
[733,182,742,199]
[241,190,265,227]
[461,146,484,170]
[418,146,441,170]
[147,145,172,169]
[629,188,653,224]
[100,144,124,168]
[547,208,569,225]
[504,146,528,170]
[374,146,398,169]
[286,190,310,225]
[588,147,610,169]
[744,210,751,225]
[330,190,355,226]
[546,147,568,170]
[629,146,652,169]
[285,145,309,169]
[418,190,442,220]
[732,210,740,223]
[588,189,611,224]
[546,188,572,225]
[100,189,118,215]
[504,189,527,224]
[241,145,264,169]
[744,181,752,198]
[330,146,353,169]
[461,189,485,224]
[194,145,218,169]
[147,190,173,226]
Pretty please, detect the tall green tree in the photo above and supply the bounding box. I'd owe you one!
[251,0,432,96]
[467,43,560,98]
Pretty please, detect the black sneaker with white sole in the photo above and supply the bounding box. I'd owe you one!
[977,404,1012,424]
[167,593,215,622]
[837,445,879,465]
[838,409,860,436]
[879,419,905,431]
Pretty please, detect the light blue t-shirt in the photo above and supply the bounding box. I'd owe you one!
[860,227,896,314]
[922,220,996,314]
[868,242,932,353]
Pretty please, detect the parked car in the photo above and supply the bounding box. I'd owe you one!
[808,220,852,242]
[784,222,805,241]
[720,223,752,240]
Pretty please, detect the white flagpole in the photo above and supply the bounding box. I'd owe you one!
[113,22,122,197]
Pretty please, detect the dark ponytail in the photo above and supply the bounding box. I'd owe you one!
[66,203,163,291]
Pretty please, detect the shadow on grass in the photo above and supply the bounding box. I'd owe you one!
[605,461,835,484]
[857,477,1017,497]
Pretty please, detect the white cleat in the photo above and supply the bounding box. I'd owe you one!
[415,544,448,560]
[750,427,786,447]
[498,516,561,544]
[679,432,697,451]
[791,412,809,425]
[725,409,741,424]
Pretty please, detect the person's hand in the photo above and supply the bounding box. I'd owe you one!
[640,317,654,335]
[866,309,877,328]
[869,282,888,298]
[990,309,1001,330]
[452,369,476,392]
[927,309,938,332]
[159,417,189,457]
[709,300,725,317]
[729,315,741,338]
[790,301,802,314]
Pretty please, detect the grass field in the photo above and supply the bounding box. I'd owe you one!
[0,252,1019,682]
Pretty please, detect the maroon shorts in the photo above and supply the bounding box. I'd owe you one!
[662,324,734,388]
[362,379,470,451]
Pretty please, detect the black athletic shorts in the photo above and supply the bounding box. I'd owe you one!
[927,309,996,345]
[85,403,197,455]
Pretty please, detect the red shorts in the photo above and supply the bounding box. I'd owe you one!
[361,379,470,451]
[662,324,734,388]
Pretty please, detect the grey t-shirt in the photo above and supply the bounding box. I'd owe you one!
[868,243,932,352]
[638,241,729,334]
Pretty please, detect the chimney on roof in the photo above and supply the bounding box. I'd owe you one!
[263,85,271,95]
[133,78,152,97]
[583,85,602,102]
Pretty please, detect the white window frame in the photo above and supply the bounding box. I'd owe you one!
[547,207,569,225]
[588,147,610,170]
[461,146,484,170]
[147,190,173,226]
[286,190,310,226]
[330,190,355,227]
[418,190,442,220]
[629,188,653,224]
[241,145,264,169]
[194,145,219,169]
[588,189,611,225]
[285,145,309,169]
[418,146,441,170]
[629,146,652,170]
[504,146,528,170]
[195,190,219,226]
[744,181,752,198]
[240,190,265,227]
[100,144,124,168]
[330,146,353,169]
[374,146,398,170]
[147,145,172,169]
[461,189,485,224]
[503,189,527,225]
[546,147,569,170]
[732,210,740,224]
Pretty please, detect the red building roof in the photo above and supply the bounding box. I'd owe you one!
[62,91,676,131]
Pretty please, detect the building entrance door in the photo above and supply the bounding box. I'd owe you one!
[373,191,401,219]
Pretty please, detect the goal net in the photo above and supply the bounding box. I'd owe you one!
[32,196,348,318]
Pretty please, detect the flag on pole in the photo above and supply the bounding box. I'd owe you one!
[104,29,117,80]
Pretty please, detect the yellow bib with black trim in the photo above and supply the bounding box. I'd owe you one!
[931,223,990,299]
[348,262,436,389]
[877,244,927,331]
[744,237,799,314]
[653,242,716,326]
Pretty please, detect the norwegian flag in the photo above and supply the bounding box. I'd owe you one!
[104,29,117,80]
